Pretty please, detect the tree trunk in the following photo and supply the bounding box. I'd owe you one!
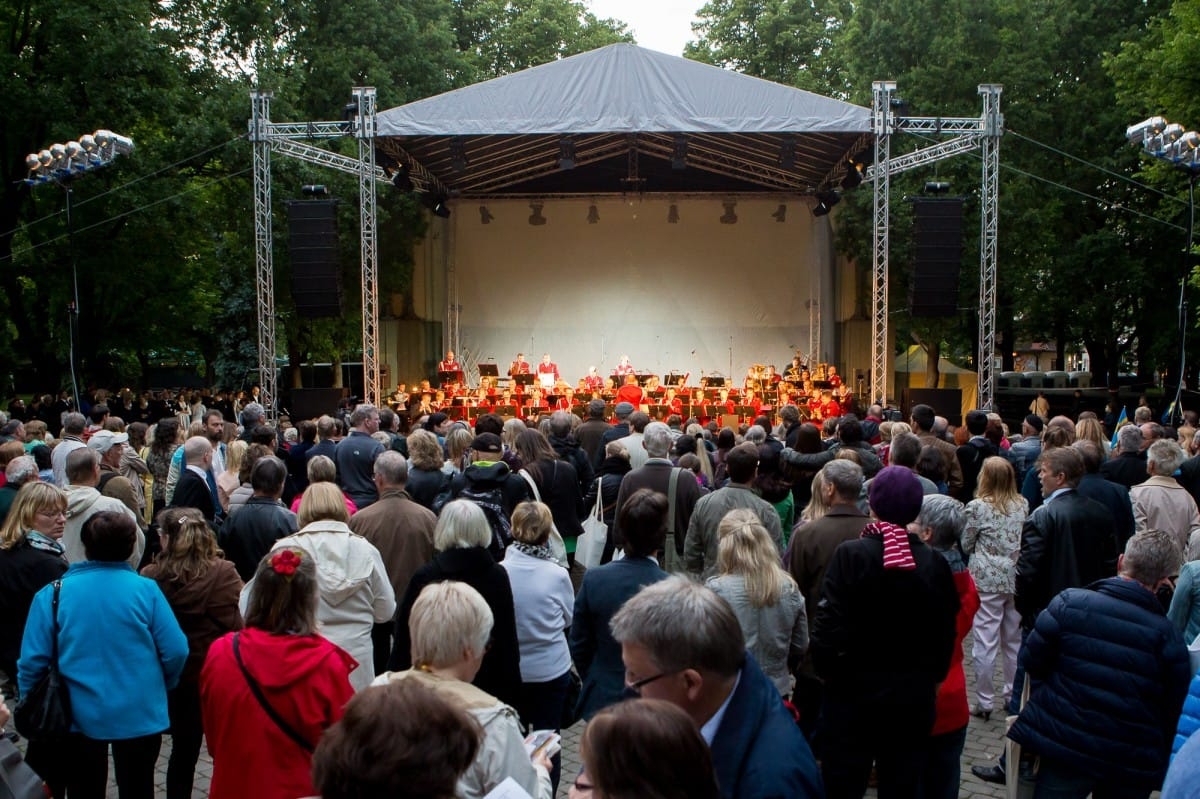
[923,340,942,388]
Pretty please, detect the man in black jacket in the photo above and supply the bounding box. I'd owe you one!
[1008,530,1189,797]
[217,456,298,581]
[1073,439,1135,552]
[547,410,593,494]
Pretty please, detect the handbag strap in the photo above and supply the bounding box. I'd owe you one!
[666,468,681,534]
[50,580,61,664]
[519,468,542,502]
[590,477,604,521]
[232,633,314,753]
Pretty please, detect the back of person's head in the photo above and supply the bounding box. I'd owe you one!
[976,456,1020,506]
[409,581,493,670]
[724,443,759,484]
[298,419,318,443]
[795,423,823,453]
[0,481,66,550]
[629,411,651,434]
[910,404,935,433]
[444,427,474,464]
[511,501,553,546]
[246,548,319,635]
[374,450,408,487]
[716,509,793,608]
[89,404,109,425]
[1148,438,1185,476]
[888,432,922,469]
[580,698,720,799]
[1120,529,1181,588]
[378,408,396,433]
[62,412,86,436]
[5,455,37,487]
[434,500,491,551]
[617,488,667,558]
[915,494,965,550]
[251,455,287,495]
[643,422,672,458]
[473,413,503,437]
[743,426,766,445]
[1071,439,1103,474]
[513,428,556,466]
[306,454,338,485]
[587,399,606,419]
[837,416,863,445]
[1041,446,1085,488]
[1117,424,1143,454]
[822,459,864,502]
[548,410,573,438]
[1041,425,1074,453]
[65,447,100,484]
[716,428,736,449]
[298,481,350,526]
[780,405,800,425]
[316,415,336,440]
[80,510,137,562]
[349,403,378,428]
[605,440,630,461]
[406,429,444,470]
[965,410,988,436]
[154,506,221,580]
[183,435,212,466]
[313,680,481,799]
[915,445,945,483]
[610,577,744,680]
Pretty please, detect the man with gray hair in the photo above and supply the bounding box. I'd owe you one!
[217,455,297,580]
[238,401,266,443]
[1130,439,1200,556]
[611,577,823,798]
[1007,530,1190,797]
[575,399,611,466]
[611,421,700,569]
[170,436,218,522]
[547,410,593,494]
[615,411,651,470]
[336,403,384,509]
[63,447,143,568]
[350,450,436,672]
[1101,423,1150,489]
[0,455,38,524]
[51,411,87,487]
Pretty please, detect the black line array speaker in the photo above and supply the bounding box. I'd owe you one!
[909,198,964,317]
[288,200,344,318]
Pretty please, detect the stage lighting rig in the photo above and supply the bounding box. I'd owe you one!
[24,129,134,185]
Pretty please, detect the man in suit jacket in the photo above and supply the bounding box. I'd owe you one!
[911,404,964,497]
[610,422,701,567]
[170,436,216,522]
[569,488,670,720]
[1073,439,1135,552]
[1100,425,1150,489]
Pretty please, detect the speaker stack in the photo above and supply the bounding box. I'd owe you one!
[287,200,344,318]
[909,198,964,317]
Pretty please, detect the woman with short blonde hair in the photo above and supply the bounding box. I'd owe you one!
[706,509,807,695]
[405,430,448,511]
[249,483,394,691]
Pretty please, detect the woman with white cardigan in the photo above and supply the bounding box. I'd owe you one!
[500,500,574,794]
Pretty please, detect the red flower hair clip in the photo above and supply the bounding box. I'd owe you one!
[271,549,302,577]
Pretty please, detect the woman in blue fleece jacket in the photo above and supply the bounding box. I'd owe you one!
[18,510,188,799]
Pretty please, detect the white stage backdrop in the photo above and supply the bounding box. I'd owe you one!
[443,196,835,384]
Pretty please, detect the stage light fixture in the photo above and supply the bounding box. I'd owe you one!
[924,180,951,194]
[779,135,796,169]
[772,204,787,222]
[720,201,738,224]
[1126,117,1166,145]
[421,192,451,218]
[24,130,133,185]
[1128,114,1200,172]
[668,203,680,223]
[479,205,494,224]
[672,135,688,170]
[528,202,547,226]
[587,204,599,224]
[301,184,329,196]
[842,160,864,190]
[558,138,576,170]
[812,190,841,217]
[391,163,413,192]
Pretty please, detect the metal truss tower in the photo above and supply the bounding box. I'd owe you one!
[249,87,383,417]
[866,82,1004,409]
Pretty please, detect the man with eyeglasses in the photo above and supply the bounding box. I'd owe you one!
[609,576,822,799]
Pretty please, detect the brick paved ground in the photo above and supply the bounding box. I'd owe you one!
[4,639,1143,798]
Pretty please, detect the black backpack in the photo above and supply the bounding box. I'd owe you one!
[452,482,513,561]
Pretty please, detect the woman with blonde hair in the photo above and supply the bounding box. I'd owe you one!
[0,482,68,687]
[1075,416,1111,458]
[142,507,243,799]
[705,508,808,696]
[245,482,395,691]
[217,440,248,513]
[405,429,448,511]
[443,427,474,475]
[962,456,1028,719]
[501,501,574,792]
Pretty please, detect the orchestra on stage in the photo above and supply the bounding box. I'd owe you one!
[390,349,860,427]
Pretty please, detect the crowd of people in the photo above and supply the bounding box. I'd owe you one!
[4,389,1200,799]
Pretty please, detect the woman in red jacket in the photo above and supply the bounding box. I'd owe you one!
[913,494,980,799]
[201,548,355,799]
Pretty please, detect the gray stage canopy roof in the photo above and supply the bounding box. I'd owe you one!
[376,44,872,197]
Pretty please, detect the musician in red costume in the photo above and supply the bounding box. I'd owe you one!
[583,366,604,391]
[437,350,461,373]
[615,374,644,407]
[663,388,683,416]
[614,354,635,377]
[820,389,841,419]
[827,365,843,388]
[536,353,560,381]
[508,352,531,376]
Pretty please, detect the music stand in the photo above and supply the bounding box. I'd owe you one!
[701,375,726,388]
[635,373,654,387]
[648,404,669,418]
[513,374,535,388]
[495,404,517,419]
[437,370,463,387]
[477,363,499,378]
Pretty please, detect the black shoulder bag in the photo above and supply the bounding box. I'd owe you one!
[14,581,73,741]
[232,632,314,752]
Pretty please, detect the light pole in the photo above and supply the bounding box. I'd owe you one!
[1127,117,1199,426]
[24,130,134,409]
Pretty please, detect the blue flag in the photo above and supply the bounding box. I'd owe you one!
[1110,406,1128,449]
